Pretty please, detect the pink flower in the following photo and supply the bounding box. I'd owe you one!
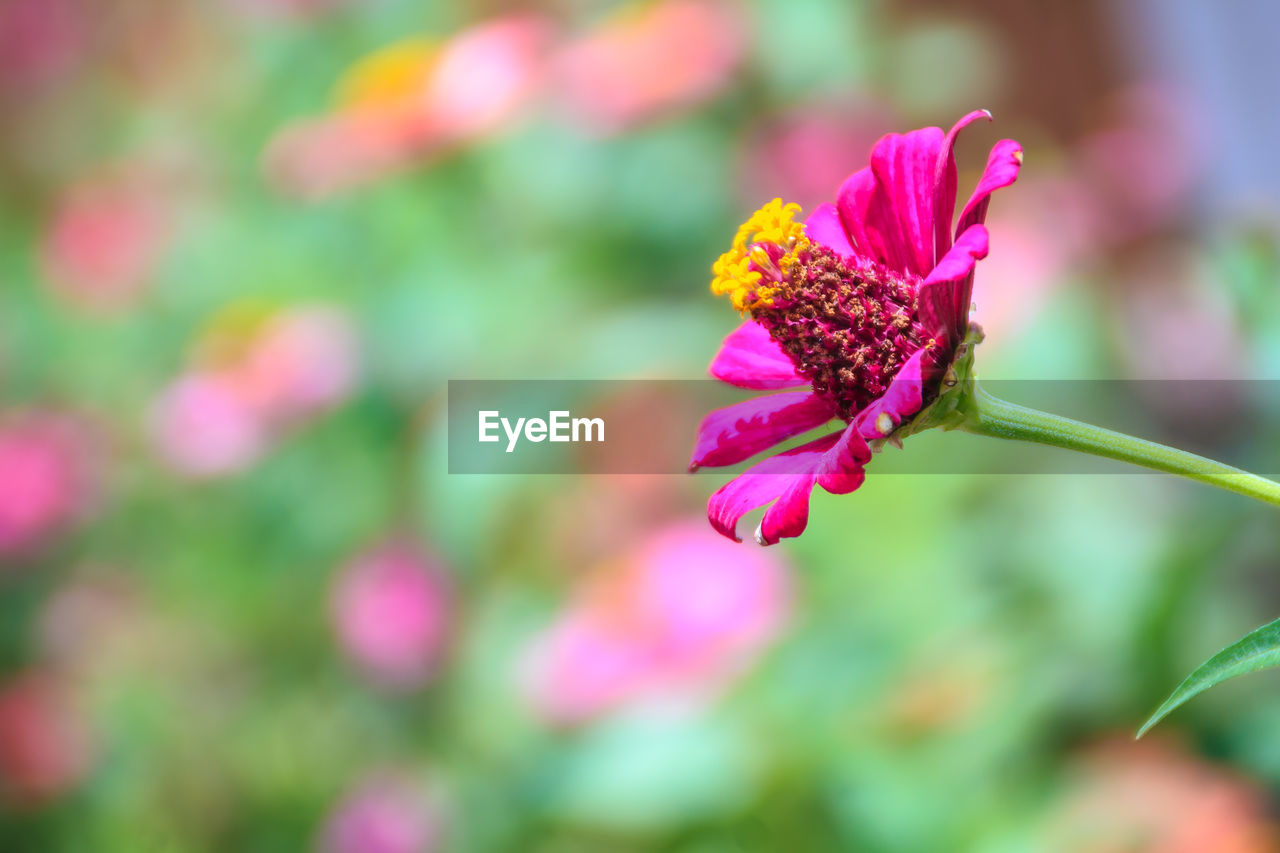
[149,304,358,478]
[554,0,744,134]
[40,165,172,313]
[331,543,453,690]
[0,0,82,95]
[149,371,265,477]
[692,111,1022,544]
[264,16,550,199]
[741,101,894,212]
[522,522,789,724]
[0,670,92,808]
[236,306,358,422]
[0,411,95,557]
[319,772,443,853]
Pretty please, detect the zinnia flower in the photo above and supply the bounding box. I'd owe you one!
[691,111,1022,544]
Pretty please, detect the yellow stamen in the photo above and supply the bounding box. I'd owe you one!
[710,198,809,313]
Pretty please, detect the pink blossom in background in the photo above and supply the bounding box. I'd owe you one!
[0,0,82,95]
[149,304,358,478]
[264,15,550,199]
[968,176,1094,355]
[331,543,453,690]
[423,16,551,141]
[742,101,894,212]
[40,165,173,313]
[320,772,443,853]
[554,0,745,135]
[0,670,92,808]
[1073,84,1203,245]
[0,411,95,557]
[149,371,265,477]
[522,522,790,725]
[238,306,359,422]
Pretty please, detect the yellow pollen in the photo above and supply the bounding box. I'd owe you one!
[710,198,809,313]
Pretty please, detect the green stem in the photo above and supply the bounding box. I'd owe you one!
[958,383,1280,508]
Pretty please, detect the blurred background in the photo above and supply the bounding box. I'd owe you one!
[3,0,1280,850]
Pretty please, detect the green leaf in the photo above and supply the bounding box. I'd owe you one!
[1139,616,1280,737]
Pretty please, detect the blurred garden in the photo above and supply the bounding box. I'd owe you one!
[3,0,1280,850]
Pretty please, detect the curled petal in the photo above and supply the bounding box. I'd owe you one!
[918,224,989,346]
[956,138,1023,237]
[803,203,854,258]
[814,422,872,494]
[853,348,930,440]
[708,322,807,389]
[690,392,834,470]
[707,425,871,545]
[932,109,992,263]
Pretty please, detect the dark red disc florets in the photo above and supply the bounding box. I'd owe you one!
[752,244,929,420]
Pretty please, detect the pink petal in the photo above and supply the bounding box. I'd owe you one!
[956,138,1023,237]
[708,322,806,389]
[866,125,945,277]
[690,392,834,470]
[918,224,989,346]
[836,166,890,267]
[707,425,871,545]
[707,432,840,543]
[852,348,930,440]
[814,422,871,495]
[803,202,854,257]
[932,109,992,263]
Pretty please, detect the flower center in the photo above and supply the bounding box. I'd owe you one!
[711,200,929,420]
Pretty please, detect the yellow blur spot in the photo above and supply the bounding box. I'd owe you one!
[335,39,438,111]
[710,199,809,313]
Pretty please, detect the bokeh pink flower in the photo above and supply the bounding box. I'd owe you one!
[554,0,745,135]
[741,101,894,212]
[0,410,96,558]
[265,15,550,199]
[522,522,790,724]
[150,371,266,478]
[0,0,82,96]
[0,670,92,808]
[319,772,444,853]
[149,304,358,478]
[331,542,453,690]
[40,163,174,313]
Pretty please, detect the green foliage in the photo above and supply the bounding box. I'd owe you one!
[1140,616,1280,738]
